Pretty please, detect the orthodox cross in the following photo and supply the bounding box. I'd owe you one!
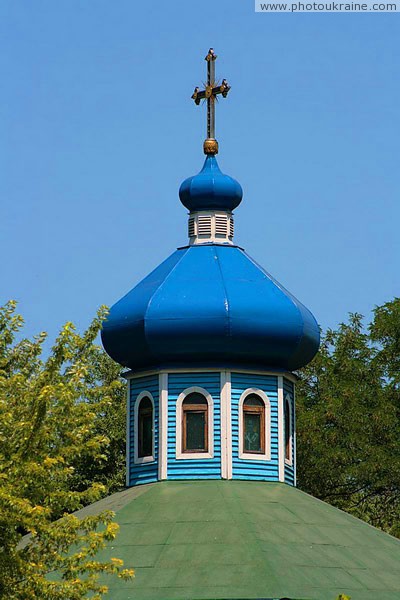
[191,48,230,154]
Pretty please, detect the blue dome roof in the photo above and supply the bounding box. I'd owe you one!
[179,155,243,212]
[101,245,320,372]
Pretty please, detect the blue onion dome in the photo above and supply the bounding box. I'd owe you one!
[179,155,243,211]
[101,245,320,373]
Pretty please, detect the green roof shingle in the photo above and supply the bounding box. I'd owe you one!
[80,481,400,600]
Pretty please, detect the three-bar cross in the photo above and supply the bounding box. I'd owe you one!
[191,48,230,153]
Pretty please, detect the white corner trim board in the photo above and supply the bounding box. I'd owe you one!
[220,371,232,479]
[176,386,214,460]
[158,373,168,480]
[278,376,285,482]
[133,390,156,465]
[238,387,271,461]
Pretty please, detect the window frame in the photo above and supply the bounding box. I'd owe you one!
[239,388,271,461]
[133,391,155,464]
[243,397,265,455]
[176,387,214,460]
[182,396,208,454]
[284,394,293,465]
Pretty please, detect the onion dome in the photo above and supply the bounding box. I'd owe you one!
[101,244,320,373]
[102,47,320,374]
[179,155,242,212]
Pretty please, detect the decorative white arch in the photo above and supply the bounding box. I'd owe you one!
[238,388,271,461]
[284,393,293,466]
[133,391,155,465]
[176,386,214,460]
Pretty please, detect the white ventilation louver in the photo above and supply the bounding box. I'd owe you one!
[187,211,234,245]
[197,215,212,236]
[215,215,228,236]
[188,217,195,237]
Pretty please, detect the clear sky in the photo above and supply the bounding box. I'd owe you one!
[1,1,399,346]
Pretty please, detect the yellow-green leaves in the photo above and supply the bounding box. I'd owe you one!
[0,302,133,599]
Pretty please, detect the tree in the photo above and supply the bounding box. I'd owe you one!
[296,299,400,537]
[0,301,133,599]
[68,344,127,496]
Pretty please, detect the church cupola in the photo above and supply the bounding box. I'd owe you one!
[180,48,242,246]
[179,155,242,245]
[101,49,320,489]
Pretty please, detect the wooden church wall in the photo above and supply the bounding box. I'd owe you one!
[167,372,222,479]
[231,372,279,481]
[127,371,295,486]
[128,374,159,485]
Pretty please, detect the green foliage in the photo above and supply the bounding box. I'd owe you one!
[297,298,400,537]
[0,301,133,599]
[68,344,127,495]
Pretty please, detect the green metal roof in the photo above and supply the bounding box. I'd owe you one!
[80,481,400,600]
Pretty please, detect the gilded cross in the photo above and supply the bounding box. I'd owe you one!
[191,48,231,154]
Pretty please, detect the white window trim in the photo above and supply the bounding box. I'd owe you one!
[239,388,271,461]
[284,393,293,466]
[126,382,131,486]
[133,391,156,465]
[176,386,214,460]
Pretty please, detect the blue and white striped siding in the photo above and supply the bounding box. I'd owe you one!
[128,375,159,486]
[231,373,279,481]
[167,372,221,479]
[283,377,295,486]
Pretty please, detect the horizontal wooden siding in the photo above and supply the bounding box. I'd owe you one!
[167,372,221,479]
[231,373,279,481]
[129,375,159,486]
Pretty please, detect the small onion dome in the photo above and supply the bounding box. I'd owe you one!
[101,245,320,372]
[179,155,243,212]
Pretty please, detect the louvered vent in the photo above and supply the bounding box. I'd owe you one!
[188,217,195,237]
[229,217,234,238]
[197,215,212,236]
[215,215,228,236]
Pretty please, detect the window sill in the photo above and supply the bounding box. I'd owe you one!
[134,455,155,465]
[239,452,271,461]
[176,452,214,460]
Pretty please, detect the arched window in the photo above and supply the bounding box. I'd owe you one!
[137,396,153,459]
[176,387,214,460]
[182,392,208,453]
[239,389,270,461]
[284,397,292,462]
[243,394,265,454]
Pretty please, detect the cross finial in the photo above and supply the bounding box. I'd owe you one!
[191,48,231,155]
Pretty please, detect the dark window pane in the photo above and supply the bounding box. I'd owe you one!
[244,394,263,407]
[186,411,206,450]
[244,412,261,452]
[140,397,152,410]
[138,397,153,458]
[140,414,153,457]
[183,393,207,406]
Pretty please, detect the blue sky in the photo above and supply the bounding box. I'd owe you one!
[1,1,399,346]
